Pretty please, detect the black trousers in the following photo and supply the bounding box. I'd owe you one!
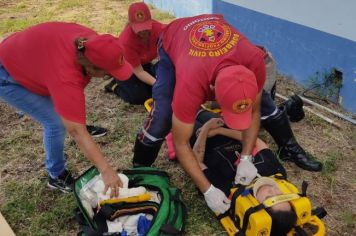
[115,63,156,105]
[193,110,286,196]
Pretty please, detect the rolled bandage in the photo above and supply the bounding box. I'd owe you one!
[99,192,151,206]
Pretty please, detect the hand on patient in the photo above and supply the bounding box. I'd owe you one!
[235,158,259,185]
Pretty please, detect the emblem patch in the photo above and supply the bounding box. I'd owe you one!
[135,10,145,22]
[232,99,253,113]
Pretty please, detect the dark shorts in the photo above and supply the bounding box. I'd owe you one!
[115,63,156,105]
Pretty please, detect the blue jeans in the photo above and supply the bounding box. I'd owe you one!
[0,64,66,178]
[138,47,176,146]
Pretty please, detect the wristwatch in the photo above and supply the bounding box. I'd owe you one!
[240,154,253,162]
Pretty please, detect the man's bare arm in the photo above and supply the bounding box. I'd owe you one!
[133,64,156,86]
[172,114,211,193]
[61,118,122,197]
[241,91,262,155]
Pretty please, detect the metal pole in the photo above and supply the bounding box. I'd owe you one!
[276,93,341,128]
[299,95,356,125]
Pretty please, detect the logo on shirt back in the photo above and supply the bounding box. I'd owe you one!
[188,20,239,57]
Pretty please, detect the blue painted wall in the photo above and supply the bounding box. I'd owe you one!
[145,0,356,113]
[214,1,356,113]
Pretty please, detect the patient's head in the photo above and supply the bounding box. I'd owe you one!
[253,177,297,236]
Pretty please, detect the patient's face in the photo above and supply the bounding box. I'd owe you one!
[137,30,151,41]
[255,184,292,212]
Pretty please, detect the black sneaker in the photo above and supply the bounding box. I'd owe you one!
[87,125,108,138]
[104,78,118,93]
[47,169,74,193]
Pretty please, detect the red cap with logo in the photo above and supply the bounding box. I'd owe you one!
[128,2,153,33]
[215,65,259,130]
[84,34,132,81]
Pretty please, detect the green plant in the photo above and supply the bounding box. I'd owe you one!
[305,68,343,103]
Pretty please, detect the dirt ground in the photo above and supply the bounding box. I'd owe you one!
[0,1,355,235]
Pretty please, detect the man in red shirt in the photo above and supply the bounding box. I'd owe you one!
[133,14,266,213]
[0,22,131,196]
[105,2,165,105]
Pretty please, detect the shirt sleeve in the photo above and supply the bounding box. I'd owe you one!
[48,75,86,124]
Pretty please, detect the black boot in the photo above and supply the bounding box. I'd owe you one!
[280,95,305,122]
[262,107,322,172]
[132,138,162,167]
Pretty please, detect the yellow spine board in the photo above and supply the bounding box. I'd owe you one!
[221,177,325,236]
[287,215,325,236]
[235,193,272,236]
[275,179,312,226]
[219,216,239,236]
[200,104,222,114]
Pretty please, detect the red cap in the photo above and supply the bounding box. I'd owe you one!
[84,34,132,80]
[215,65,258,130]
[128,2,152,33]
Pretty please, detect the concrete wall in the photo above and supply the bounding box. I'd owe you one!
[145,0,212,17]
[145,0,356,113]
[221,0,356,42]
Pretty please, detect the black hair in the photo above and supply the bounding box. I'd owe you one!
[74,37,101,71]
[265,208,297,236]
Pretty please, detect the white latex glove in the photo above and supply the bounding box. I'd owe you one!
[203,185,231,214]
[106,219,123,233]
[235,159,259,185]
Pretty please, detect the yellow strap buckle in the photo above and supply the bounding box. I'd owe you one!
[263,193,300,208]
[144,98,154,112]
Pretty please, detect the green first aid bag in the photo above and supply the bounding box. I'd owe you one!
[74,166,187,236]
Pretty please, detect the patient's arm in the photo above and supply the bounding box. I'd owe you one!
[193,118,224,169]
[201,125,269,152]
[192,127,208,170]
[193,117,270,170]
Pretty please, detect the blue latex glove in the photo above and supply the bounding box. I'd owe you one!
[137,215,152,236]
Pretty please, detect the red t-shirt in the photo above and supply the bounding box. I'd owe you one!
[0,22,97,124]
[162,14,266,124]
[119,20,165,67]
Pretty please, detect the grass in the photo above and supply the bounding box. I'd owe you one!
[0,1,355,236]
[322,151,340,174]
[341,210,355,228]
[2,180,77,235]
[321,152,340,186]
[57,0,91,9]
